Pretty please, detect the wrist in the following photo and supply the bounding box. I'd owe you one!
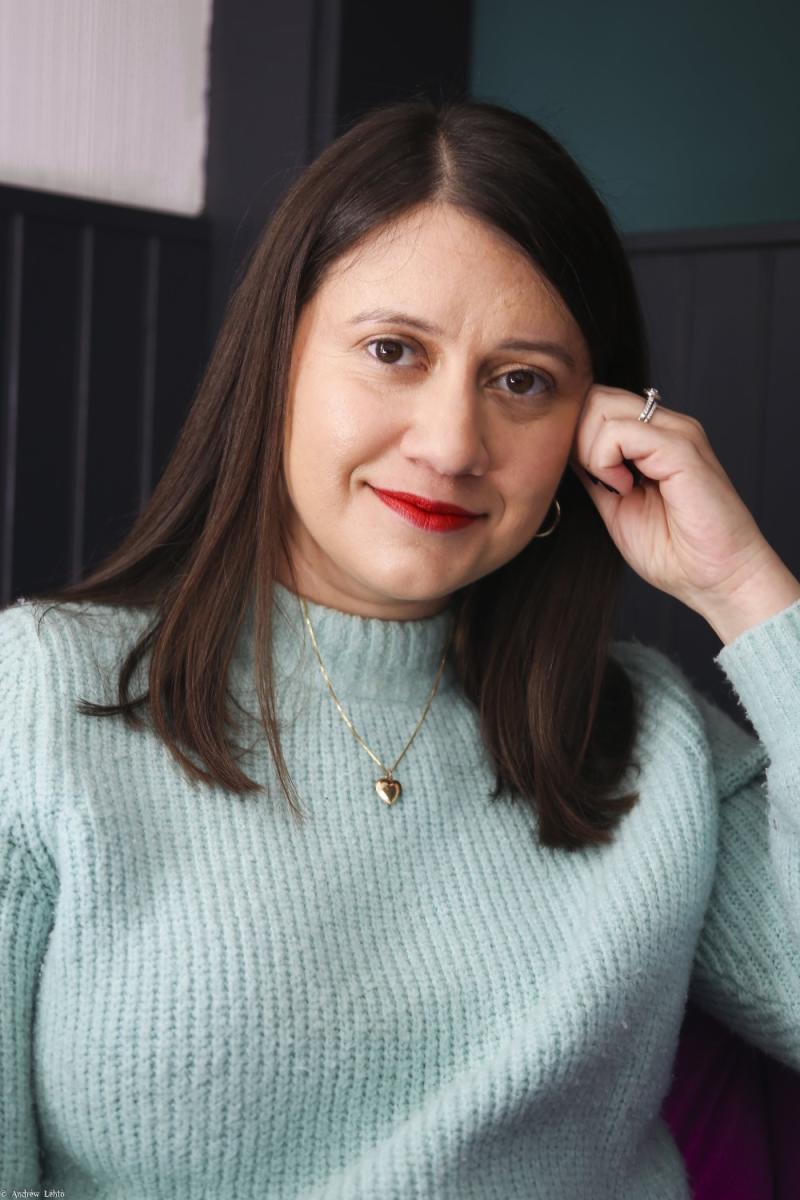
[698,554,800,646]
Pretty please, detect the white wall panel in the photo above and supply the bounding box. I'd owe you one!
[0,0,212,214]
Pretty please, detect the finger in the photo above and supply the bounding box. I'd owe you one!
[583,416,707,495]
[577,384,695,435]
[573,387,708,492]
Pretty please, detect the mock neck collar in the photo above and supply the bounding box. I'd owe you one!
[234,580,458,703]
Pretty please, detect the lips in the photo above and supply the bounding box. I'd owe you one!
[369,486,484,534]
[369,488,483,516]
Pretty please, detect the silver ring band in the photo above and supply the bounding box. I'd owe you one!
[639,387,660,423]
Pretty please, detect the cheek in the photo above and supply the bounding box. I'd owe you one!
[284,377,388,501]
[499,419,574,503]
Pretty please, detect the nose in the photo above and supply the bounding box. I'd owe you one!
[401,364,490,478]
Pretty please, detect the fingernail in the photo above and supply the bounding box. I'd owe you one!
[583,469,619,494]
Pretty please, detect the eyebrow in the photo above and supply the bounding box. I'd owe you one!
[346,307,578,371]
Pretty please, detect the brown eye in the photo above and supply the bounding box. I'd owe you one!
[498,368,552,399]
[367,338,412,365]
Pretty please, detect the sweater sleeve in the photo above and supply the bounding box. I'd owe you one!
[0,601,56,1192]
[688,597,800,1071]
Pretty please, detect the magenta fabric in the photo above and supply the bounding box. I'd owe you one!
[661,1002,800,1199]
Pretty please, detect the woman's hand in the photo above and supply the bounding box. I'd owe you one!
[568,385,800,644]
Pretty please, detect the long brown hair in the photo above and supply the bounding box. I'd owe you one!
[16,96,648,850]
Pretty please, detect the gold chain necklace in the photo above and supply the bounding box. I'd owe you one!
[298,592,455,806]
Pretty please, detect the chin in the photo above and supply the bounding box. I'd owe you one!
[338,559,430,593]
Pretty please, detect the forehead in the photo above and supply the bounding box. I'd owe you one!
[319,203,572,322]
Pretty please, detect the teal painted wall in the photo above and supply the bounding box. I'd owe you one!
[471,0,800,233]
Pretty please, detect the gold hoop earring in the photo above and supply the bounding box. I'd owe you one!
[534,497,561,538]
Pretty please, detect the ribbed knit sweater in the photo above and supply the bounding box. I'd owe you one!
[2,581,800,1200]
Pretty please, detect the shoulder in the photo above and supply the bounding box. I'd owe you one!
[610,635,767,801]
[0,597,153,792]
[0,596,42,663]
[1,596,154,701]
[0,600,46,750]
[0,601,56,886]
[0,598,155,879]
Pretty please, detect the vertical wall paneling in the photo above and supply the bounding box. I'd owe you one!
[151,237,209,488]
[81,228,148,580]
[72,225,93,581]
[15,215,81,593]
[139,237,160,511]
[685,249,766,507]
[762,245,800,572]
[0,182,209,607]
[0,212,23,601]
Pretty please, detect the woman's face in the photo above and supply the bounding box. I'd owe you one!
[279,201,594,618]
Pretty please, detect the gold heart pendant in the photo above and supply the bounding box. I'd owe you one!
[375,777,402,805]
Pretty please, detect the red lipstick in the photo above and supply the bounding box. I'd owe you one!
[370,487,484,533]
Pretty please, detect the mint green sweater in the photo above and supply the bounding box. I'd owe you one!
[2,581,800,1199]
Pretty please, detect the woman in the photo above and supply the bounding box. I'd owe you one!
[2,97,799,1199]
